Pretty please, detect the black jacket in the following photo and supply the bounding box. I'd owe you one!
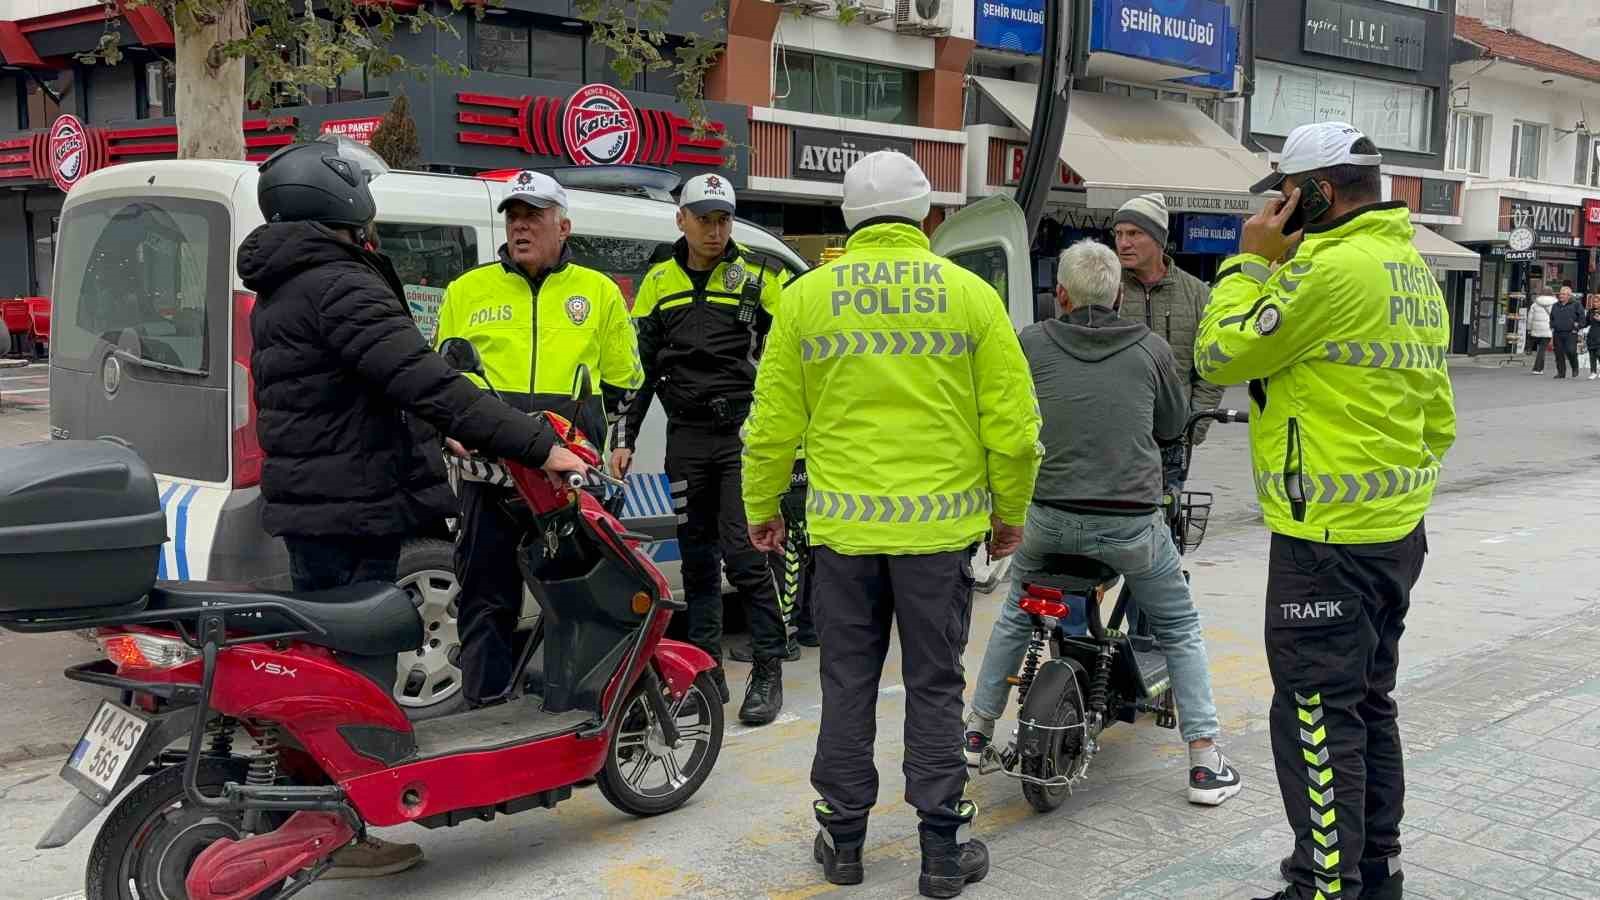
[238,223,556,538]
[1588,308,1600,349]
[1550,299,1585,334]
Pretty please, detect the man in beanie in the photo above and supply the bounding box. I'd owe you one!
[1113,193,1227,476]
[742,150,1041,897]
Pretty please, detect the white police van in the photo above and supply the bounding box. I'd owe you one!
[48,159,1032,717]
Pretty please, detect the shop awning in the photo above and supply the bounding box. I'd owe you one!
[1412,224,1480,273]
[970,76,1271,215]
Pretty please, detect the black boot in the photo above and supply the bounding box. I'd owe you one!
[708,666,730,705]
[918,818,988,898]
[1360,859,1403,900]
[812,831,865,885]
[738,657,783,725]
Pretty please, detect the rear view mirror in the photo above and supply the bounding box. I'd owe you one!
[571,364,592,404]
[440,337,484,377]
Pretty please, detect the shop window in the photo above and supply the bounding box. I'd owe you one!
[776,52,918,126]
[141,61,176,120]
[1510,121,1544,180]
[475,21,533,77]
[536,29,584,83]
[1252,61,1433,154]
[1449,111,1488,175]
[0,76,20,130]
[475,20,586,82]
[374,222,478,345]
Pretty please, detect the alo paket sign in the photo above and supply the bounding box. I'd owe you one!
[1583,199,1600,248]
[1090,0,1230,75]
[791,128,914,183]
[320,116,382,145]
[1303,0,1426,72]
[976,0,1046,54]
[1180,214,1240,254]
[1506,199,1580,248]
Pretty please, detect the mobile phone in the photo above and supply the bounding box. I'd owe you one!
[1281,180,1332,235]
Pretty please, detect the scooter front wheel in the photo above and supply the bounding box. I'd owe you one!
[596,670,725,817]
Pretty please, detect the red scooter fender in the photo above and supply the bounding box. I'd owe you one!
[652,639,717,696]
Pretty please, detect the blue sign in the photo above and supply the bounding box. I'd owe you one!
[1181,214,1241,254]
[1090,0,1229,75]
[976,0,1046,54]
[1178,19,1236,89]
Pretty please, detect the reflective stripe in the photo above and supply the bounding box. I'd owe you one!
[801,330,972,362]
[1323,341,1445,370]
[1257,466,1437,503]
[1239,261,1273,282]
[807,487,991,523]
[1297,690,1342,899]
[452,456,515,487]
[1202,342,1234,367]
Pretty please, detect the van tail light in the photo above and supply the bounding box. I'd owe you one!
[231,290,263,488]
[99,633,200,670]
[1018,585,1071,619]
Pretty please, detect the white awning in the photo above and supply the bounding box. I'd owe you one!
[1412,224,1480,273]
[970,76,1272,215]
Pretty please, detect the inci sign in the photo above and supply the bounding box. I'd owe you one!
[1303,0,1426,71]
[1507,199,1580,248]
[791,128,914,184]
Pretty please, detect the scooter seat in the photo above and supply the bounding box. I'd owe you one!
[1030,553,1121,591]
[148,581,423,657]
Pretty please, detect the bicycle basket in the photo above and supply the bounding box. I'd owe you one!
[1178,491,1213,553]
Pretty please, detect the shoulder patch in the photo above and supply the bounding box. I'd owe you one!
[1255,304,1282,336]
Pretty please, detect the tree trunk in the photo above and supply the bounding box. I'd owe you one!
[174,0,248,160]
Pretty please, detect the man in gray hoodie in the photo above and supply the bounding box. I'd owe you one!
[963,239,1241,807]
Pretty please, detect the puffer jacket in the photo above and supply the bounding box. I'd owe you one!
[1529,295,1555,338]
[1119,258,1227,441]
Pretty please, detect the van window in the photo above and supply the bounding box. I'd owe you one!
[567,235,669,311]
[376,222,478,346]
[948,246,1009,302]
[52,198,228,374]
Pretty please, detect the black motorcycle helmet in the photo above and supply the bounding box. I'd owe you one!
[256,134,388,238]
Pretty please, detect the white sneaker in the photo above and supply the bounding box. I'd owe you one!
[1188,746,1243,806]
[963,713,995,767]
[1590,373,1598,380]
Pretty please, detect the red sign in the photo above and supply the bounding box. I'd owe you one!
[320,116,383,145]
[47,115,89,192]
[1004,143,1083,188]
[1585,199,1600,247]
[0,117,297,190]
[457,87,726,169]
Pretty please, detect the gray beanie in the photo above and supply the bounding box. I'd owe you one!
[1113,193,1170,247]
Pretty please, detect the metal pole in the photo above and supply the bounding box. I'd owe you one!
[1014,0,1091,238]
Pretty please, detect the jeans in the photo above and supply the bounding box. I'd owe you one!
[969,504,1220,744]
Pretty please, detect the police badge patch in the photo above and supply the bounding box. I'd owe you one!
[723,263,745,292]
[566,295,591,325]
[1255,305,1282,336]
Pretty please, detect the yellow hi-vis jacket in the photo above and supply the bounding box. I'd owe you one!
[1195,202,1457,544]
[742,222,1042,555]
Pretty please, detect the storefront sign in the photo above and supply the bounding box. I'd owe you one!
[320,116,383,145]
[1583,198,1600,247]
[1506,199,1580,248]
[1090,0,1230,76]
[1177,20,1237,91]
[47,115,89,192]
[791,128,914,183]
[456,85,728,170]
[1502,249,1537,262]
[976,0,1046,54]
[1418,179,1458,217]
[1,115,295,190]
[1003,143,1085,187]
[1180,214,1241,254]
[1303,0,1426,71]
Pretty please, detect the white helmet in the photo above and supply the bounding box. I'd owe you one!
[841,150,932,230]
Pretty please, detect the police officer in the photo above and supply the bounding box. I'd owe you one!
[1195,123,1457,900]
[742,151,1041,898]
[435,170,643,706]
[611,174,788,724]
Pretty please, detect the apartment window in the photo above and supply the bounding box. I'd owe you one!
[775,51,919,125]
[1253,61,1433,154]
[1449,111,1488,175]
[1576,134,1600,187]
[1510,121,1545,179]
[475,22,532,76]
[475,20,584,82]
[141,61,176,119]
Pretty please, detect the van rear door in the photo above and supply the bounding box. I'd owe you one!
[50,194,236,494]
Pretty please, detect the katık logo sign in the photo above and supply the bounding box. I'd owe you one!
[48,114,89,192]
[563,84,640,166]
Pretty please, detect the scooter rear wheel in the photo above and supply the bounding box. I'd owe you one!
[596,670,724,817]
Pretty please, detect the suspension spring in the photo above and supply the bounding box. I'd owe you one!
[205,716,237,757]
[1016,629,1046,707]
[247,724,281,787]
[1088,645,1114,719]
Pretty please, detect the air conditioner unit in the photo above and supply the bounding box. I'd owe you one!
[853,0,895,23]
[895,0,951,35]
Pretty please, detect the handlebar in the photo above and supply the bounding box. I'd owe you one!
[1177,408,1251,485]
[563,467,627,493]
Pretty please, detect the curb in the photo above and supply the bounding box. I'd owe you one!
[0,741,74,770]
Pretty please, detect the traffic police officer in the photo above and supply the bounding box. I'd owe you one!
[1195,123,1457,900]
[612,174,789,725]
[436,170,643,706]
[742,151,1041,898]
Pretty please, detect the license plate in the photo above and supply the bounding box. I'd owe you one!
[61,701,151,805]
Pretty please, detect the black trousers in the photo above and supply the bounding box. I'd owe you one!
[1532,335,1549,371]
[284,535,402,592]
[1268,523,1426,900]
[1555,332,1580,377]
[810,546,975,834]
[666,421,788,664]
[780,483,815,634]
[455,480,530,706]
[1589,347,1600,374]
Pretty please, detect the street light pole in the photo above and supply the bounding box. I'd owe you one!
[1015,0,1091,238]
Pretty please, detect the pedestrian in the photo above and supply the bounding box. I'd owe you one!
[612,173,789,723]
[1528,292,1554,374]
[1112,192,1228,491]
[742,150,1042,898]
[434,170,643,707]
[1196,122,1457,900]
[1586,295,1600,380]
[1551,286,1584,379]
[964,239,1244,808]
[239,139,584,878]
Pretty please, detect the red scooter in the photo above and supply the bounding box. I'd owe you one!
[0,346,723,900]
